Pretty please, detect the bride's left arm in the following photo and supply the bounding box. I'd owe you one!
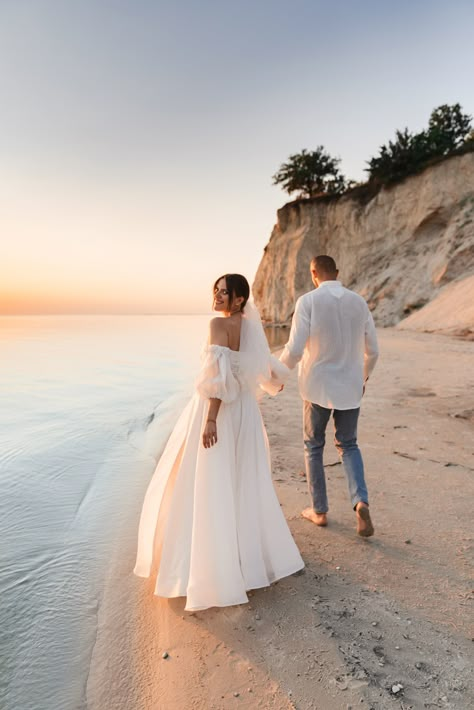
[259,356,291,396]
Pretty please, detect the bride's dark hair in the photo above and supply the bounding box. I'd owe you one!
[213,274,250,312]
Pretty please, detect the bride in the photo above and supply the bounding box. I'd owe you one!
[134,273,304,611]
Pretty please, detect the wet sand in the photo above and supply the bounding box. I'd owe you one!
[87,329,474,710]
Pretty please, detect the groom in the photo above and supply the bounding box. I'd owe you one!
[280,255,379,537]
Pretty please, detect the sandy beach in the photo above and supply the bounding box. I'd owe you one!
[87,328,474,710]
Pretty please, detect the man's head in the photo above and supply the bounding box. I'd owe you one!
[310,255,338,287]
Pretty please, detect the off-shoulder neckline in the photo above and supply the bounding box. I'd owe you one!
[207,343,240,354]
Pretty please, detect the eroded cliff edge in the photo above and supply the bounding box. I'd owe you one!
[253,153,474,334]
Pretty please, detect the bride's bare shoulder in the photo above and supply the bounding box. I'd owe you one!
[208,317,229,346]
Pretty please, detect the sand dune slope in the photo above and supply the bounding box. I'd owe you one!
[398,273,474,338]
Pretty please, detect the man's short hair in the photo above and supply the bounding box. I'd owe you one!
[311,255,337,274]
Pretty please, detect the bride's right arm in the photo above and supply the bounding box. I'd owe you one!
[202,318,228,448]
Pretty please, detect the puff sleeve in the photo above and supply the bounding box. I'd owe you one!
[195,345,240,403]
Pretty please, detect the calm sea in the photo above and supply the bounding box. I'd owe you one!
[0,314,211,710]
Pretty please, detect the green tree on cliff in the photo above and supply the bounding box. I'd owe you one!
[366,128,429,183]
[272,147,347,199]
[367,103,473,183]
[427,103,472,154]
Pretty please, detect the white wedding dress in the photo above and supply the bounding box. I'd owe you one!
[134,306,304,611]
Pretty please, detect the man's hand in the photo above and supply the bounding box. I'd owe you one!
[203,420,217,448]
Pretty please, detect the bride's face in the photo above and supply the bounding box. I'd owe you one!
[213,278,231,312]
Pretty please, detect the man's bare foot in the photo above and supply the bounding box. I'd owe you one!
[356,502,374,537]
[301,508,328,526]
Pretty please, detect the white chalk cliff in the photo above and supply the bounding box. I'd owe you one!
[253,153,474,336]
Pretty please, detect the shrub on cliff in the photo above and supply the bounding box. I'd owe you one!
[272,147,347,199]
[427,103,472,154]
[367,103,473,183]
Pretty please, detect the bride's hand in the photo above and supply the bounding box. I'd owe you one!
[203,420,217,448]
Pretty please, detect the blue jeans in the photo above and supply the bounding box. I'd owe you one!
[303,401,369,513]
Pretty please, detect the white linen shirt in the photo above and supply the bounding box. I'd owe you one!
[280,280,379,410]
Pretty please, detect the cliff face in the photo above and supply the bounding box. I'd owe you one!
[253,153,474,328]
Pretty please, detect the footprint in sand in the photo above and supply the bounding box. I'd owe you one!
[406,387,437,397]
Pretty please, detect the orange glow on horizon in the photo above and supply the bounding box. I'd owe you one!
[0,282,208,316]
[0,254,224,315]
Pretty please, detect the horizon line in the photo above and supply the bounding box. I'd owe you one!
[0,312,211,317]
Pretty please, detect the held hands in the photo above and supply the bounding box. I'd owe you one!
[203,419,217,448]
[269,367,286,394]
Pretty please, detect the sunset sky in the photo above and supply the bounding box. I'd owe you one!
[1,0,473,314]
